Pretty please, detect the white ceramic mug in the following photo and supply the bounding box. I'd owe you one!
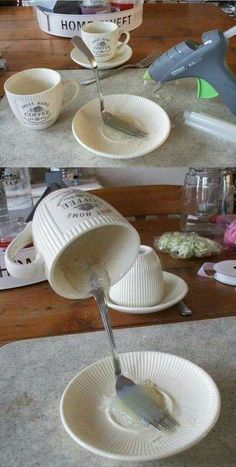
[5,188,140,299]
[109,245,164,307]
[4,68,79,130]
[81,22,130,63]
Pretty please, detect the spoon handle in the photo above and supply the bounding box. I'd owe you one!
[71,36,96,67]
[71,36,105,113]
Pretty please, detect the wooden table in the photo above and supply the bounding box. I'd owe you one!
[1,3,236,98]
[1,216,236,345]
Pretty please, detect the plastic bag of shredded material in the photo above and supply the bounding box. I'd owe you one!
[154,232,221,259]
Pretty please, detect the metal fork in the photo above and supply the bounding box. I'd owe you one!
[177,300,192,317]
[160,261,192,317]
[80,49,162,86]
[72,36,147,138]
[93,287,177,432]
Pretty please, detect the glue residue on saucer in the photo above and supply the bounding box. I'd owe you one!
[102,114,145,146]
[106,380,174,431]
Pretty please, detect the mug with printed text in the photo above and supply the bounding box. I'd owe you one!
[5,188,140,299]
[81,21,130,62]
[4,68,79,130]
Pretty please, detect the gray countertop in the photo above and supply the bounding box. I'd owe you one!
[1,316,236,467]
[0,70,236,167]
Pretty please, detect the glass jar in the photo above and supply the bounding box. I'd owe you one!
[2,168,33,220]
[181,168,235,237]
[80,0,109,14]
[0,169,31,248]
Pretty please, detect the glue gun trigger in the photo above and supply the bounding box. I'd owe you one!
[197,79,219,99]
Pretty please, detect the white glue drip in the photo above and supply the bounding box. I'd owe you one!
[62,259,110,297]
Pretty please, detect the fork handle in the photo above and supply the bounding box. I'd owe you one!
[177,300,192,316]
[159,259,192,317]
[80,64,137,86]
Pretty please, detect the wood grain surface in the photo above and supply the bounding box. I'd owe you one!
[1,185,236,345]
[1,4,236,97]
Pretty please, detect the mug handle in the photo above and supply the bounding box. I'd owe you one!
[197,262,215,278]
[5,222,45,279]
[61,79,80,110]
[117,30,130,48]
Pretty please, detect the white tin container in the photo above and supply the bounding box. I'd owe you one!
[35,4,143,37]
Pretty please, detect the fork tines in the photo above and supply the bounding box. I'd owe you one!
[102,111,148,138]
[150,412,178,432]
[139,49,162,67]
[152,81,162,93]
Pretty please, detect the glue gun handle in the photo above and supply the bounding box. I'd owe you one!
[204,66,236,115]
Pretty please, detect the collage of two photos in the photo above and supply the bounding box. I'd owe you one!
[1,2,236,467]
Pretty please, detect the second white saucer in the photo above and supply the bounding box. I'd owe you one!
[105,272,188,314]
[71,43,132,69]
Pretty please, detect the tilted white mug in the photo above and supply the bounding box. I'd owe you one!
[5,188,140,299]
[4,68,79,130]
[81,22,130,63]
[109,245,164,307]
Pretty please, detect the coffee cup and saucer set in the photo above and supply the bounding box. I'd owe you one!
[106,245,188,314]
[71,21,132,69]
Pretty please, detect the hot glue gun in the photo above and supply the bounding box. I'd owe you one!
[144,26,236,115]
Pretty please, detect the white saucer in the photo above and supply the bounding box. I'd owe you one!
[60,351,221,461]
[72,94,171,160]
[106,272,188,313]
[71,43,132,70]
